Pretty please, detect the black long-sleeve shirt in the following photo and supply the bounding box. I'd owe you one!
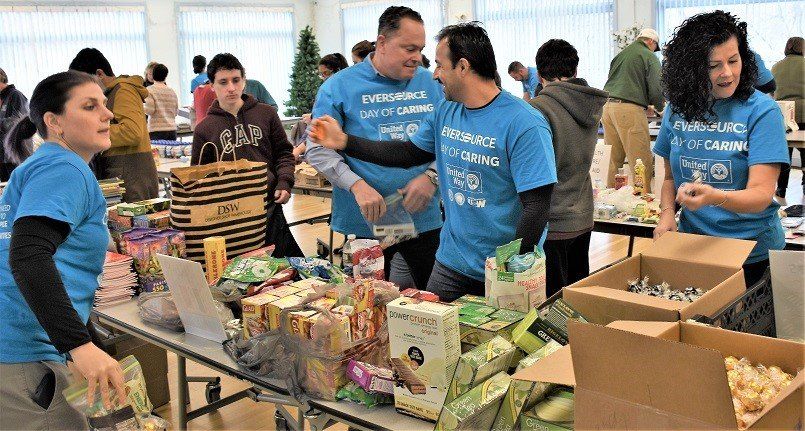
[342,134,552,253]
[9,216,92,354]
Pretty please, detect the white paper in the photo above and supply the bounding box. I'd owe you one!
[156,254,228,343]
[769,250,805,342]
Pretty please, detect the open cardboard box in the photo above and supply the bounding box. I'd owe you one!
[563,232,756,324]
[516,320,804,430]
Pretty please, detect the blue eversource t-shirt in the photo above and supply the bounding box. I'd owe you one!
[191,72,209,93]
[312,56,445,237]
[410,91,557,280]
[0,144,108,363]
[753,51,774,87]
[653,90,789,264]
[522,67,540,98]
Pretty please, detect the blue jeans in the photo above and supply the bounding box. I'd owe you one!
[426,260,484,302]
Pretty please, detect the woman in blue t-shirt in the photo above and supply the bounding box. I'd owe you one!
[0,71,127,430]
[653,11,790,288]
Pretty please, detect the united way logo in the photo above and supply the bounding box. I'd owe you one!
[710,163,729,181]
[405,123,419,137]
[466,173,480,191]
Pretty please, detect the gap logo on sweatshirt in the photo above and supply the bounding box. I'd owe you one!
[218,124,263,156]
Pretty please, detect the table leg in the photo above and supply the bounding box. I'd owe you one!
[627,235,635,257]
[177,355,188,430]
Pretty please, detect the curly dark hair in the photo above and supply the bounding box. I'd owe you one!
[661,10,757,123]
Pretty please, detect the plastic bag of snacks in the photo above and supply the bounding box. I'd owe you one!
[288,257,345,282]
[336,381,393,408]
[351,240,385,280]
[137,292,183,331]
[368,193,418,247]
[223,330,296,379]
[63,356,152,431]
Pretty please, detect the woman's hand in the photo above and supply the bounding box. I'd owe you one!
[308,115,347,150]
[69,342,127,410]
[676,182,726,211]
[653,209,678,239]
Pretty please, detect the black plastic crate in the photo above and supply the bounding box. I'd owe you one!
[694,269,775,337]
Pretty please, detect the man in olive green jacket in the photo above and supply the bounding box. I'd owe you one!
[602,28,665,193]
[69,48,159,202]
[772,36,804,198]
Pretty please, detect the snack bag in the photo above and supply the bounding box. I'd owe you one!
[368,193,417,247]
[353,244,384,280]
[63,356,152,430]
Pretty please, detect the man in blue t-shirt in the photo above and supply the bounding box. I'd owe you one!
[306,6,444,290]
[508,61,542,101]
[310,22,557,301]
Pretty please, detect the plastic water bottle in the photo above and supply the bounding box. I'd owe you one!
[342,234,356,277]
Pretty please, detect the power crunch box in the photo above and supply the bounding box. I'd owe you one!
[387,297,461,421]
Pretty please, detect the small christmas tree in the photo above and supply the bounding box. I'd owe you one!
[285,26,321,117]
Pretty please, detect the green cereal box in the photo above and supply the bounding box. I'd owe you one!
[436,372,511,431]
[460,318,520,348]
[492,379,550,431]
[518,388,574,431]
[453,295,488,306]
[459,303,497,317]
[446,336,516,403]
[516,341,563,372]
[490,309,526,323]
[459,314,492,327]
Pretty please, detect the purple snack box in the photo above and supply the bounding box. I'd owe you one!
[346,359,395,395]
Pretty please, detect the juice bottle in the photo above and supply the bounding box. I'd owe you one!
[614,168,628,190]
[633,159,646,195]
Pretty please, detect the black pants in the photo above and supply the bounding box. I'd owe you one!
[544,231,592,298]
[382,228,440,292]
[267,204,304,258]
[426,260,485,302]
[742,259,770,289]
[149,130,177,141]
[776,147,805,198]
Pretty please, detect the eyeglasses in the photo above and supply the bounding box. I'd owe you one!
[318,69,333,79]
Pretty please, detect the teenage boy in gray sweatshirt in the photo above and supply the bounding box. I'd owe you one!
[530,39,608,297]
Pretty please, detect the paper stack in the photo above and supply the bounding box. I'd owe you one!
[95,252,137,307]
[98,177,125,207]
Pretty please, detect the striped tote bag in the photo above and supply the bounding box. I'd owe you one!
[170,159,269,263]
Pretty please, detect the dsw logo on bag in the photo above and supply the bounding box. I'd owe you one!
[190,195,266,225]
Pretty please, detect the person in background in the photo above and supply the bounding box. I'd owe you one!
[653,11,789,288]
[143,61,158,88]
[318,53,349,81]
[244,78,278,110]
[351,40,375,64]
[753,50,776,94]
[0,67,29,181]
[421,55,431,69]
[530,39,608,297]
[69,48,159,202]
[773,36,804,198]
[190,55,208,94]
[191,53,302,257]
[0,71,127,431]
[310,22,557,301]
[144,63,179,141]
[307,6,445,291]
[508,61,541,101]
[291,53,351,162]
[193,82,216,127]
[602,28,665,194]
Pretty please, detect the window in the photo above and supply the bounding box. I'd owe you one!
[658,0,805,68]
[178,6,295,114]
[0,5,148,99]
[475,0,615,94]
[341,0,446,65]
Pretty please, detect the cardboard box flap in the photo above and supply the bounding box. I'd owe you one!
[511,345,575,386]
[511,321,678,386]
[568,321,737,428]
[641,232,755,269]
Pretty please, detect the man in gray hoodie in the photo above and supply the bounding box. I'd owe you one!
[530,39,608,297]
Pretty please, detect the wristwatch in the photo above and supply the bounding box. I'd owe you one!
[425,168,439,187]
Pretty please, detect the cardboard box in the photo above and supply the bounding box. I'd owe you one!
[267,295,305,331]
[203,236,227,284]
[116,203,147,217]
[564,232,755,324]
[289,310,318,338]
[454,295,489,306]
[241,293,280,338]
[447,336,516,403]
[133,198,171,214]
[436,372,512,431]
[517,320,804,430]
[346,359,395,395]
[387,297,461,422]
[307,312,352,353]
[294,162,330,188]
[265,285,301,299]
[290,277,327,291]
[132,211,171,229]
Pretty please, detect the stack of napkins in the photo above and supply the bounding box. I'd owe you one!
[95,252,137,307]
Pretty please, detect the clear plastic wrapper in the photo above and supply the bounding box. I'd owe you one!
[223,330,296,379]
[336,381,393,408]
[138,291,234,332]
[288,257,345,282]
[724,356,795,430]
[63,356,152,431]
[368,193,418,247]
